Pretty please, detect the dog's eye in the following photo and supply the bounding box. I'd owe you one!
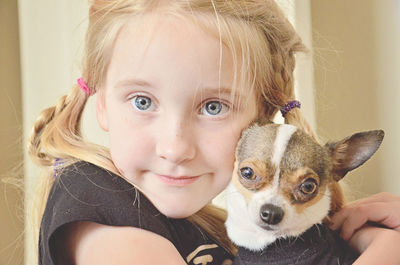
[299,179,318,194]
[240,167,255,180]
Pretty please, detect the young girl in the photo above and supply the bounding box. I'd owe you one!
[30,0,400,264]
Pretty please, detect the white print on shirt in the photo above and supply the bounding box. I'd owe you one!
[186,244,233,265]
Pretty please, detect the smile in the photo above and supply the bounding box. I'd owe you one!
[155,174,201,187]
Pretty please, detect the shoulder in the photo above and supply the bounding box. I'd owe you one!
[43,160,169,231]
[40,161,181,263]
[55,161,135,198]
[50,161,151,211]
[57,221,187,265]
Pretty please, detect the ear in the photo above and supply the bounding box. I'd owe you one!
[325,130,384,181]
[96,90,109,132]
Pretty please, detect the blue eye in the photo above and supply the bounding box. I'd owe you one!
[131,96,153,111]
[201,101,229,116]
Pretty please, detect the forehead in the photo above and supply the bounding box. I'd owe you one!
[282,130,329,176]
[237,124,330,179]
[237,123,279,162]
[106,14,236,92]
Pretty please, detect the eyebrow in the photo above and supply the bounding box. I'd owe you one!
[113,78,243,97]
[201,87,234,95]
[114,78,154,90]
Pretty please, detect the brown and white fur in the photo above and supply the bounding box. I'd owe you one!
[225,122,384,251]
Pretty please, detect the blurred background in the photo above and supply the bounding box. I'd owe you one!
[1,0,399,264]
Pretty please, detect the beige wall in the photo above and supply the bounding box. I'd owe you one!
[18,1,90,263]
[0,0,24,264]
[311,0,400,198]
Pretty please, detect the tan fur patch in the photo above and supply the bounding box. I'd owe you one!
[285,167,318,185]
[237,158,275,191]
[292,185,327,214]
[279,167,327,214]
[328,181,344,215]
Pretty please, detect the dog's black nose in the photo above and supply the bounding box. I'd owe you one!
[260,204,284,225]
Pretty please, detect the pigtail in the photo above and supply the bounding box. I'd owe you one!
[272,50,320,142]
[28,84,117,259]
[28,95,68,167]
[28,85,115,171]
[252,1,320,143]
[28,86,81,167]
[274,48,320,142]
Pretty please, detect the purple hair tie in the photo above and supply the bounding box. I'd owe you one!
[77,77,92,96]
[53,158,63,179]
[280,100,301,117]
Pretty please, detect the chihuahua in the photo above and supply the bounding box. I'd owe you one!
[226,121,384,265]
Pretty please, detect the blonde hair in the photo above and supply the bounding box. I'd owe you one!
[29,0,316,257]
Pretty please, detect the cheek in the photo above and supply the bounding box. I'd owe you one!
[200,126,243,175]
[107,115,154,176]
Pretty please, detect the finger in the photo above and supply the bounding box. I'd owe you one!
[331,193,400,230]
[338,202,400,240]
[347,192,399,207]
[329,205,353,230]
[340,212,368,241]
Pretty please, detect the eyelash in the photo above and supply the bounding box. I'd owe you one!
[127,93,232,117]
[199,99,231,117]
[128,93,157,112]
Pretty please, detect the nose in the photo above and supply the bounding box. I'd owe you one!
[155,121,196,164]
[260,204,284,225]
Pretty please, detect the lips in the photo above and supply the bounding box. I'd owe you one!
[155,174,201,186]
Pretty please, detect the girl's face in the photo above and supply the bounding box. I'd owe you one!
[97,15,258,218]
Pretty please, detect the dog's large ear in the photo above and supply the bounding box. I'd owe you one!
[325,130,384,181]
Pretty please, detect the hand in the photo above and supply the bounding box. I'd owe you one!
[330,192,400,241]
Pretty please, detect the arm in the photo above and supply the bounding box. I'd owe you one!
[350,226,400,265]
[57,221,188,265]
[330,192,400,265]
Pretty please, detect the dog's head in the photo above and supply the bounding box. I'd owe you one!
[225,122,384,250]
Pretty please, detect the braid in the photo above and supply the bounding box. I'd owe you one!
[29,85,117,258]
[28,95,69,167]
[269,48,319,142]
[274,42,320,142]
[28,85,116,173]
[249,5,319,142]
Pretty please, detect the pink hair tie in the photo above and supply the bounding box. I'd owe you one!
[77,77,92,95]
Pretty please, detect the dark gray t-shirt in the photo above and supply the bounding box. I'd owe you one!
[39,161,233,265]
[233,224,358,265]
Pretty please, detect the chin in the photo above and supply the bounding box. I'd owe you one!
[152,196,204,219]
[158,206,199,219]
